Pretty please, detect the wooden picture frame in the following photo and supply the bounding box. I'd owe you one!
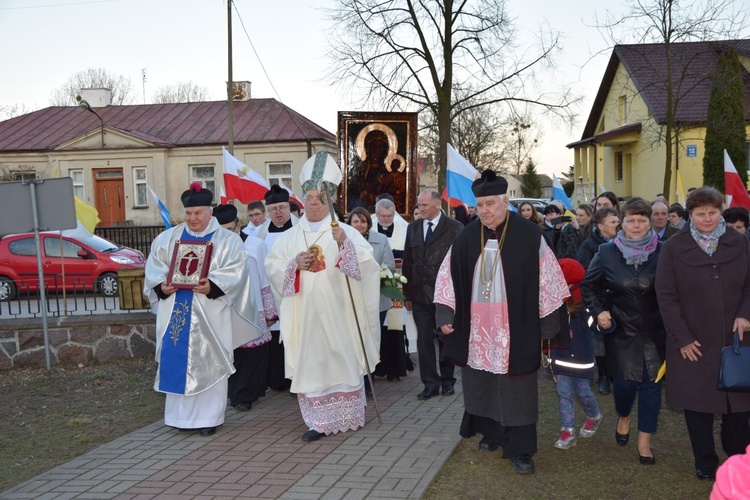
[338,111,418,217]
[167,240,213,289]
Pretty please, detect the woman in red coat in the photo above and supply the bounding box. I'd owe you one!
[656,187,750,482]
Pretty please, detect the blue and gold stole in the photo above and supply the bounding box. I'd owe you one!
[158,228,215,394]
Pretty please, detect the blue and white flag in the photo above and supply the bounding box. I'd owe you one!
[446,143,479,206]
[552,174,573,210]
[148,185,172,228]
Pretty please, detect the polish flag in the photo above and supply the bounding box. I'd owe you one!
[219,185,227,205]
[222,147,270,203]
[724,149,750,208]
[279,183,304,209]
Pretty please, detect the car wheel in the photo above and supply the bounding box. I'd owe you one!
[0,276,17,301]
[97,273,118,297]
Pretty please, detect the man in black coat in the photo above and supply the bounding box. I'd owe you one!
[402,189,463,400]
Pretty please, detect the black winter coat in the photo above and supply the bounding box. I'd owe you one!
[581,242,666,382]
[577,230,608,269]
[556,224,584,260]
[402,213,463,305]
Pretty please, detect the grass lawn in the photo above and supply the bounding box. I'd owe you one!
[0,357,726,498]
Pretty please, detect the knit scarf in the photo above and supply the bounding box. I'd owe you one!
[690,218,726,256]
[614,229,658,266]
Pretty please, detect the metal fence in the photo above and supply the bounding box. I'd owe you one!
[95,225,165,258]
[0,275,150,320]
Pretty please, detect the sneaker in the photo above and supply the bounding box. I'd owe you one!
[554,428,577,449]
[580,413,603,438]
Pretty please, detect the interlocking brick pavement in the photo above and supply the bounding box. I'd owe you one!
[1,368,463,499]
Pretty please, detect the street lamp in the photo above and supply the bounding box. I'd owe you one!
[78,98,105,148]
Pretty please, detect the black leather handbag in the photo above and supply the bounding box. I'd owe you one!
[717,330,750,392]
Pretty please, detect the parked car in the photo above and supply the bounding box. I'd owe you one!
[509,198,549,214]
[0,232,146,301]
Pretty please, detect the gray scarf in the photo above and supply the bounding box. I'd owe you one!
[614,229,658,266]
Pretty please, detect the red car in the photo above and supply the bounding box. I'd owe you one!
[0,232,146,301]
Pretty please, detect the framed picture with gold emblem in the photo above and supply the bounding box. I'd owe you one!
[337,111,418,217]
[167,240,213,289]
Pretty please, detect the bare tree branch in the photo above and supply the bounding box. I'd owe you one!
[49,68,137,106]
[325,0,579,192]
[152,82,210,104]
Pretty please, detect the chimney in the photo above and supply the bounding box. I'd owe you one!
[231,81,252,101]
[80,88,113,107]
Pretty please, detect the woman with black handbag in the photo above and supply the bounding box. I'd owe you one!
[656,186,750,482]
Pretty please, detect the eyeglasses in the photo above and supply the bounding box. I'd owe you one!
[304,195,323,204]
[248,212,264,218]
[268,205,288,213]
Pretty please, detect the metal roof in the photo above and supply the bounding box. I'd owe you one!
[0,99,335,153]
[576,39,750,142]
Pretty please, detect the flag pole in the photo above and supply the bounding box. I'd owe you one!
[323,187,383,425]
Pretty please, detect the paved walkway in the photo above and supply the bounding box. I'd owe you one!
[2,370,464,499]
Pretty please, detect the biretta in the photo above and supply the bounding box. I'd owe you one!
[264,184,289,205]
[471,169,508,197]
[213,204,237,225]
[181,182,213,207]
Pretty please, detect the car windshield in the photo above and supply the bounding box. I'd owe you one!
[76,235,121,253]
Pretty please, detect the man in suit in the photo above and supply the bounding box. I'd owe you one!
[651,201,678,241]
[402,189,464,400]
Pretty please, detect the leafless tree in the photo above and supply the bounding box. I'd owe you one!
[419,90,508,173]
[152,82,210,104]
[49,68,137,106]
[504,112,542,176]
[594,0,748,198]
[326,0,578,192]
[0,103,34,120]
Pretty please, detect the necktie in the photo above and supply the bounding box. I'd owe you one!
[425,221,433,242]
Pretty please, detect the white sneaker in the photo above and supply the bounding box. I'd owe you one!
[554,428,577,449]
[580,413,603,438]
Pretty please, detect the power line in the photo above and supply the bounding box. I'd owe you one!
[231,2,312,141]
[231,1,282,103]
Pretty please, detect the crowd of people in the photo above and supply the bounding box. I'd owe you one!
[144,160,750,487]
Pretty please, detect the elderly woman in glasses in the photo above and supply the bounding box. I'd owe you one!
[656,186,750,482]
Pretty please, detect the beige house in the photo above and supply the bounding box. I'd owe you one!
[0,89,336,226]
[567,39,750,205]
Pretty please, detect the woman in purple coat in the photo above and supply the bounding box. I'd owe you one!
[656,187,750,482]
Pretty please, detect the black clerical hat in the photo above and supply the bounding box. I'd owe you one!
[471,170,508,197]
[264,184,289,205]
[181,182,213,207]
[213,204,237,225]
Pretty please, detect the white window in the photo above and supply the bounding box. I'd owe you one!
[133,167,148,207]
[267,162,292,190]
[189,165,215,202]
[70,169,85,199]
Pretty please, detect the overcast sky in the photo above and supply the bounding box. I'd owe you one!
[0,0,625,176]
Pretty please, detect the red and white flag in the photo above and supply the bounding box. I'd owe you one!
[222,147,270,203]
[219,185,228,205]
[724,149,750,208]
[279,183,304,209]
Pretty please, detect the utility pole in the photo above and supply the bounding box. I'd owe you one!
[142,68,147,105]
[227,0,234,155]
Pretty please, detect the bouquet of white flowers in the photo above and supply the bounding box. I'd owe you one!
[379,263,408,300]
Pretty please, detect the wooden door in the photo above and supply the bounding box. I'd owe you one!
[94,169,125,226]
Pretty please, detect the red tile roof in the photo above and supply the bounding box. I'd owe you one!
[573,39,750,143]
[0,99,335,153]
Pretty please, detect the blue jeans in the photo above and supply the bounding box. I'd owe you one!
[612,360,662,434]
[556,374,600,429]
